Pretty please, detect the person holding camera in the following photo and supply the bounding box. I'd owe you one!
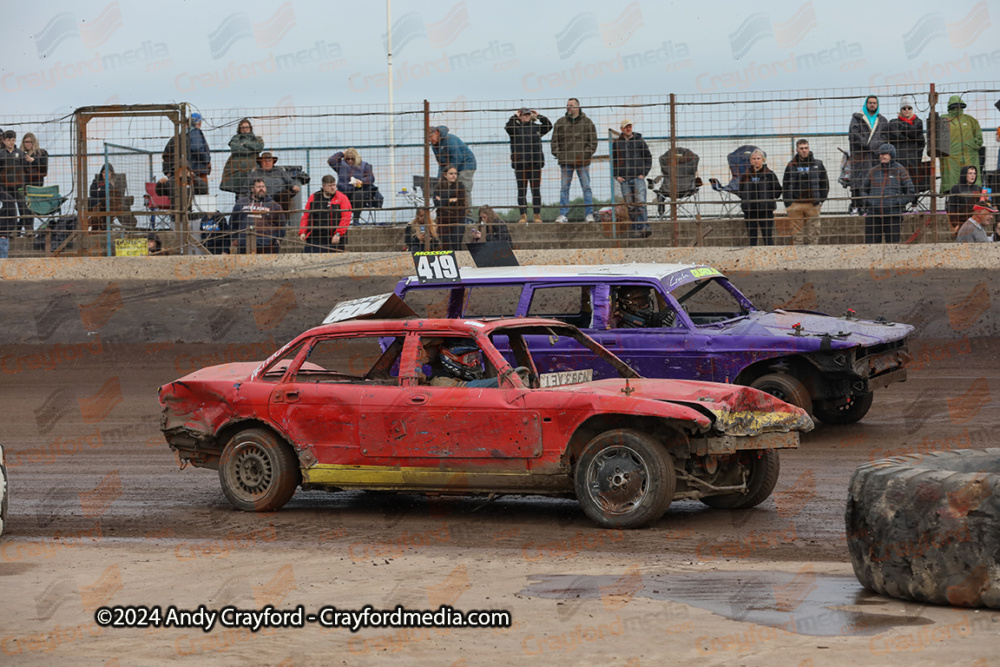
[505,108,551,223]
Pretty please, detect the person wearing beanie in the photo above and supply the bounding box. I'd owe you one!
[939,95,983,194]
[887,95,925,180]
[848,95,889,214]
[861,143,915,244]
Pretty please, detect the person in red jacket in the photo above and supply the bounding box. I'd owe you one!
[299,175,351,252]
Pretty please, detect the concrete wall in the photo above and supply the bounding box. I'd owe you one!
[1,244,997,346]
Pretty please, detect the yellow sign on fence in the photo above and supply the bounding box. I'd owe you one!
[114,239,148,257]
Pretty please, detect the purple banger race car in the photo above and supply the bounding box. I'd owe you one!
[392,263,913,425]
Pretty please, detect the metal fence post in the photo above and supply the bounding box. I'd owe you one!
[928,83,938,244]
[608,129,617,239]
[669,93,678,247]
[423,99,431,252]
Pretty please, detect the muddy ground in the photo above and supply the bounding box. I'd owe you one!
[2,338,999,666]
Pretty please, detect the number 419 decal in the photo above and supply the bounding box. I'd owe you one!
[412,251,461,283]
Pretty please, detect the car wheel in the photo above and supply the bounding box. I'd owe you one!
[750,373,812,413]
[574,429,675,529]
[846,449,1000,608]
[700,450,781,510]
[813,392,874,425]
[219,428,301,512]
[0,443,7,537]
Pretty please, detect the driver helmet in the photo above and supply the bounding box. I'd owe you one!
[616,286,654,326]
[440,340,483,380]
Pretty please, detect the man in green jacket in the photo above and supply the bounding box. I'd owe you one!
[551,98,598,223]
[940,95,983,194]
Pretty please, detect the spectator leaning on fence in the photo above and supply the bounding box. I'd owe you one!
[220,118,264,196]
[611,119,652,238]
[861,143,915,245]
[738,149,782,247]
[551,98,598,223]
[504,107,552,223]
[887,96,924,179]
[429,126,476,212]
[939,95,983,194]
[956,201,996,244]
[299,174,351,253]
[327,148,376,222]
[231,178,283,254]
[0,130,28,235]
[848,95,889,214]
[782,139,829,245]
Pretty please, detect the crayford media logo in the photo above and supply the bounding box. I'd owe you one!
[252,564,296,608]
[902,1,990,59]
[382,2,470,55]
[426,564,471,608]
[79,564,123,611]
[34,294,77,341]
[253,283,297,331]
[79,470,123,518]
[555,2,643,59]
[946,281,990,332]
[79,282,123,330]
[946,377,990,424]
[33,2,123,59]
[78,376,123,424]
[728,2,817,59]
[208,2,295,59]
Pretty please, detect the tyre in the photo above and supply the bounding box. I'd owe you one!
[846,448,1000,609]
[813,392,874,425]
[750,373,812,413]
[218,428,301,512]
[574,429,675,529]
[0,443,7,537]
[700,450,781,509]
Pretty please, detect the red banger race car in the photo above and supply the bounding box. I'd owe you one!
[159,318,812,528]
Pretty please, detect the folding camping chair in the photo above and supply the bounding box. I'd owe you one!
[647,147,702,219]
[25,185,66,222]
[144,182,173,230]
[708,145,760,219]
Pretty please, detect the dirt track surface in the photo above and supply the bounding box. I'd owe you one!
[2,340,1000,665]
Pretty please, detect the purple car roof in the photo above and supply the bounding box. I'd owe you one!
[400,263,721,286]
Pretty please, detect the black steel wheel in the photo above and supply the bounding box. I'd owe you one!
[219,428,300,512]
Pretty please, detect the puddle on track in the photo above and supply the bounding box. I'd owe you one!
[522,570,934,636]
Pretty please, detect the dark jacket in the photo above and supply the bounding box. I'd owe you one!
[551,111,598,167]
[887,116,925,171]
[220,130,264,193]
[0,147,27,191]
[782,152,830,206]
[404,223,440,253]
[861,144,915,213]
[504,114,552,168]
[0,189,16,235]
[479,220,512,244]
[431,126,476,176]
[327,152,375,192]
[433,180,468,227]
[231,194,283,240]
[23,148,49,187]
[611,133,653,180]
[246,167,298,198]
[848,103,889,191]
[188,126,211,177]
[88,166,115,210]
[946,165,983,225]
[738,165,782,214]
[299,189,352,246]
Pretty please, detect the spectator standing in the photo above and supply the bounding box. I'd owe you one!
[231,178,283,254]
[848,95,889,213]
[551,98,598,222]
[956,202,996,243]
[429,126,476,213]
[887,96,925,178]
[939,95,984,194]
[403,208,439,252]
[20,132,49,232]
[0,130,27,235]
[861,143,915,244]
[433,165,468,251]
[187,112,211,195]
[611,119,652,237]
[738,149,782,246]
[298,175,351,253]
[504,108,552,223]
[471,206,512,244]
[327,148,377,222]
[220,118,264,196]
[782,139,830,245]
[946,165,982,238]
[88,164,116,231]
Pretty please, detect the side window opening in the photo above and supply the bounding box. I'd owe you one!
[526,286,594,328]
[292,336,404,384]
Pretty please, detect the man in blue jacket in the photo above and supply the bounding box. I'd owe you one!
[429,126,476,216]
[861,143,915,244]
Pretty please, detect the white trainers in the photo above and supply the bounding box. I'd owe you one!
[584,214,595,223]
[555,215,569,223]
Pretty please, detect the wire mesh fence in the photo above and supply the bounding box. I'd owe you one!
[0,82,997,257]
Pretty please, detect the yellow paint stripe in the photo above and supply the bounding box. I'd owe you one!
[303,464,533,487]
